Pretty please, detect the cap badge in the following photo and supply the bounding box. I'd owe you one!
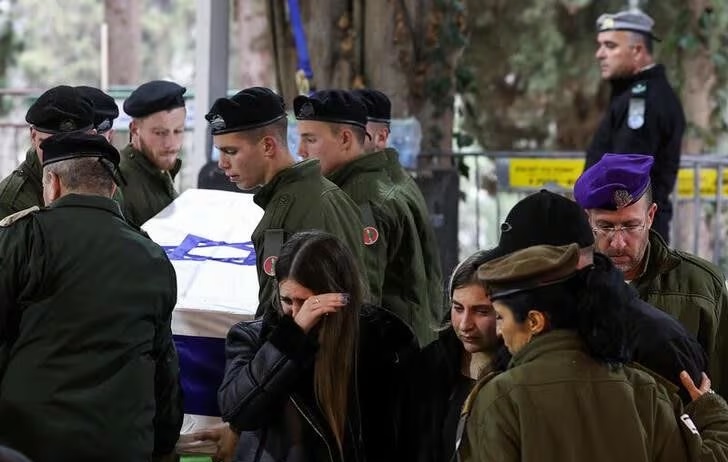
[600,17,615,30]
[59,120,77,132]
[500,222,513,233]
[209,114,226,131]
[97,119,112,132]
[298,101,315,118]
[613,189,633,209]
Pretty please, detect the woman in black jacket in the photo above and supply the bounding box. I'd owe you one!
[402,249,508,462]
[218,230,416,462]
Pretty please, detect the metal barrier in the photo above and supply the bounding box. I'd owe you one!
[430,151,728,271]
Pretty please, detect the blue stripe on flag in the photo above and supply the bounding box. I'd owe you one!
[174,335,227,417]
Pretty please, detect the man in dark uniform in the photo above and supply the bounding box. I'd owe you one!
[0,133,182,462]
[0,85,95,219]
[296,89,437,345]
[120,80,186,226]
[575,153,728,396]
[77,85,120,142]
[353,88,446,319]
[585,10,685,243]
[205,87,365,318]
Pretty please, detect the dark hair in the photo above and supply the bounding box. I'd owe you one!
[496,254,632,364]
[330,123,366,146]
[236,117,288,146]
[274,230,362,451]
[449,248,501,298]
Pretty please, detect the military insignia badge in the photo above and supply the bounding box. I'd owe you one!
[59,120,77,132]
[209,114,226,131]
[298,101,315,118]
[613,189,633,209]
[500,222,512,233]
[628,98,645,129]
[600,17,615,30]
[362,226,379,246]
[631,82,647,95]
[97,118,112,132]
[263,255,278,276]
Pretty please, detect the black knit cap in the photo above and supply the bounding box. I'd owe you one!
[351,88,391,123]
[76,86,119,133]
[40,132,120,168]
[205,87,286,135]
[25,85,95,134]
[294,89,367,129]
[123,80,186,118]
[492,190,594,259]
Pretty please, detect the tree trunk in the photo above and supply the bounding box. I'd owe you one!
[675,0,716,259]
[235,0,275,89]
[104,0,141,86]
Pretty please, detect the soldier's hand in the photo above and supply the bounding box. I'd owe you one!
[680,371,714,402]
[293,293,349,333]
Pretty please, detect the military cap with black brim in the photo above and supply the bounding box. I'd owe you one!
[205,87,286,135]
[25,85,95,134]
[76,85,119,133]
[40,132,125,186]
[294,90,368,130]
[351,89,391,124]
[123,80,186,118]
[478,243,580,300]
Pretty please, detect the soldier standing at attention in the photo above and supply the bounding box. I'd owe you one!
[585,10,685,243]
[206,87,366,319]
[0,85,94,219]
[120,80,186,226]
[296,89,436,345]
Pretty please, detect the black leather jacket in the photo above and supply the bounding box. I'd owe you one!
[218,305,418,462]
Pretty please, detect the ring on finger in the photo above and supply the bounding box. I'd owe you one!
[315,297,320,304]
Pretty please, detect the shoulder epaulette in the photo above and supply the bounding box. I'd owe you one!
[0,205,40,227]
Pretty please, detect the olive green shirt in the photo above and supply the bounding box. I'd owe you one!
[252,159,366,317]
[0,148,44,219]
[118,143,181,227]
[328,151,437,345]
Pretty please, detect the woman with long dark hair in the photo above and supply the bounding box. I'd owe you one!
[218,230,416,462]
[458,243,728,462]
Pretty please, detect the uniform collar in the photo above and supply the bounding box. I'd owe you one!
[326,151,389,187]
[253,159,321,209]
[508,330,584,369]
[24,148,43,183]
[49,193,124,219]
[633,229,680,283]
[609,63,665,96]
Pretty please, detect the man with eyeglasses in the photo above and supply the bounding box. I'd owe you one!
[585,10,684,244]
[575,153,728,396]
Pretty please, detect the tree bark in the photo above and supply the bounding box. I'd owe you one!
[104,0,141,86]
[236,0,275,89]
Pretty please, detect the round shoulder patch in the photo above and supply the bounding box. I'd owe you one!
[363,226,379,246]
[263,255,278,276]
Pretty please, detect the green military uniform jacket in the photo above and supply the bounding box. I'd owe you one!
[328,151,437,345]
[118,143,181,227]
[459,330,728,462]
[382,148,444,324]
[252,159,365,317]
[0,148,43,219]
[0,195,183,461]
[632,230,728,396]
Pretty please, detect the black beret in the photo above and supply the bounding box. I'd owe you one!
[25,85,95,134]
[492,190,594,259]
[123,80,186,118]
[294,90,367,129]
[205,87,286,135]
[40,132,120,168]
[76,86,119,133]
[351,89,391,123]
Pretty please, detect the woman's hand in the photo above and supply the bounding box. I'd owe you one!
[680,371,714,402]
[293,293,349,333]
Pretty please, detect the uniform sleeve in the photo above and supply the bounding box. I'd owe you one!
[459,393,520,462]
[218,316,318,431]
[710,283,728,397]
[152,261,184,456]
[676,393,728,461]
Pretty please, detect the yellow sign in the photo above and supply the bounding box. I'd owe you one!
[507,158,728,199]
[508,158,585,189]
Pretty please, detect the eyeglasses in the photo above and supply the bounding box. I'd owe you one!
[592,223,647,239]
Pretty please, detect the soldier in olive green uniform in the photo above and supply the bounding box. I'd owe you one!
[206,87,366,319]
[295,90,436,345]
[0,85,95,219]
[119,80,186,226]
[353,88,445,320]
[0,133,182,462]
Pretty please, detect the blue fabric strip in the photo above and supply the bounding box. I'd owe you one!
[287,0,314,81]
[174,335,227,417]
[162,234,256,266]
